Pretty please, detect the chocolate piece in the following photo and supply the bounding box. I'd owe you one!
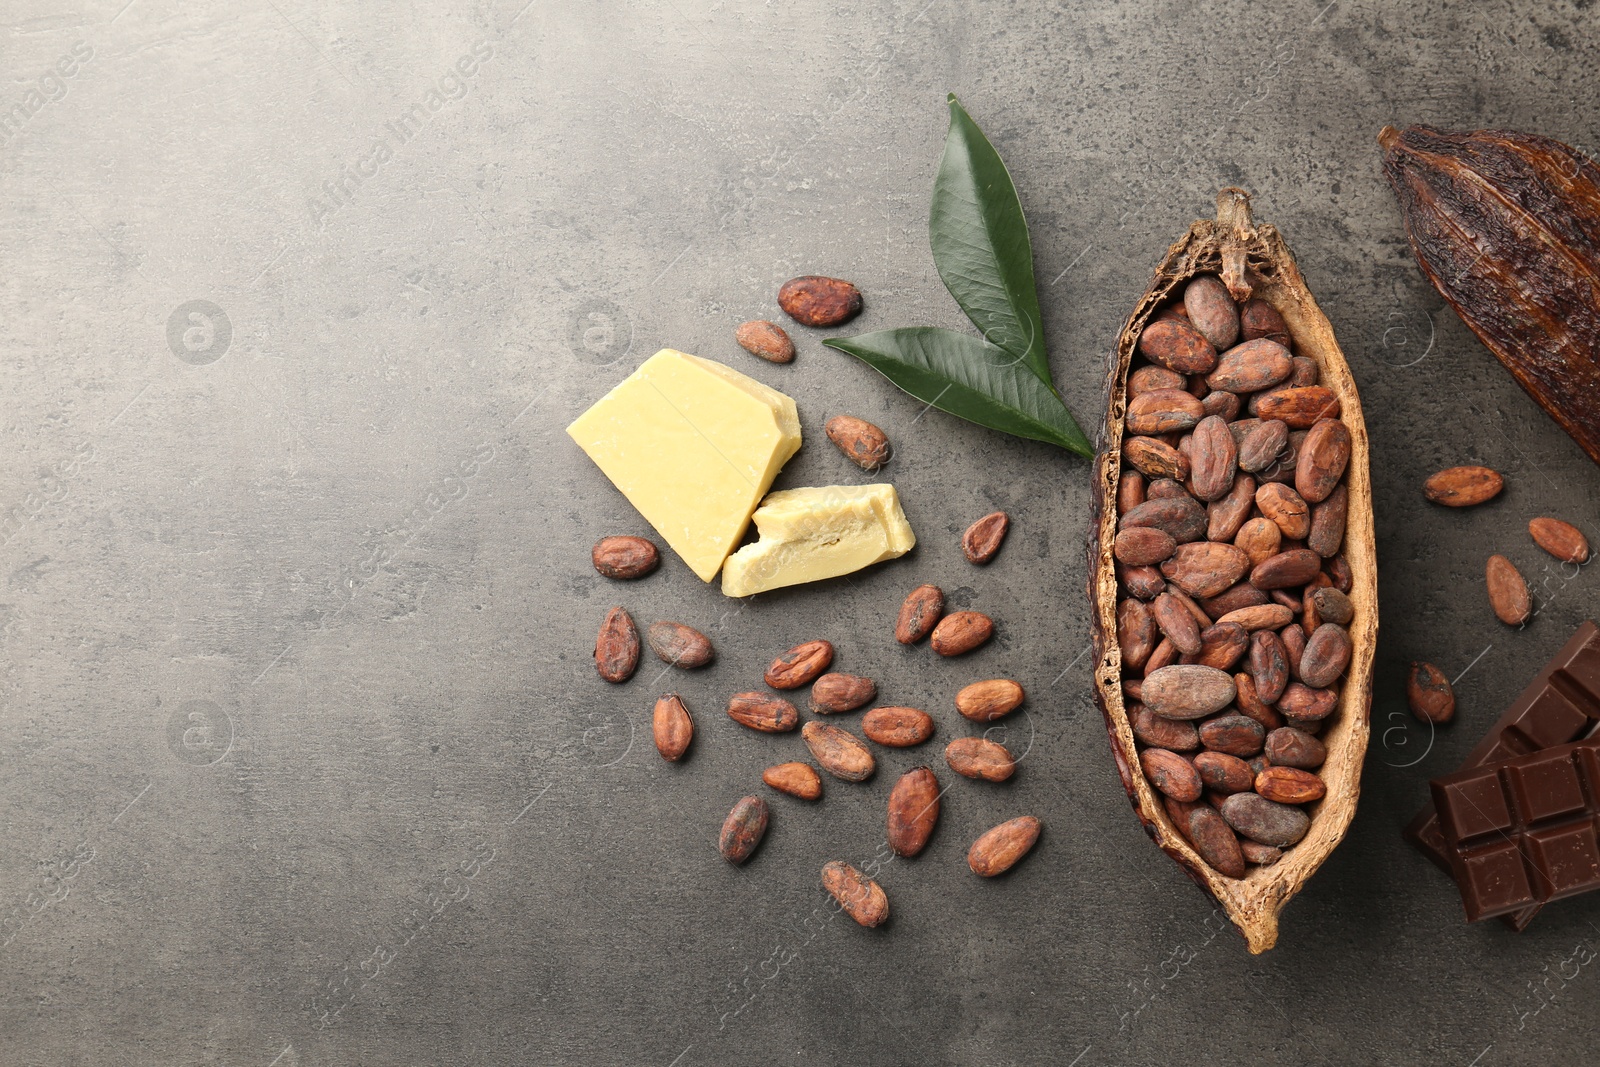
[1404,621,1600,929]
[1432,739,1600,922]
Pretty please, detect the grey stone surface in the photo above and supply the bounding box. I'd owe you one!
[2,1,1599,1063]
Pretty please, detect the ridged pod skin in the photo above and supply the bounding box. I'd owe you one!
[1087,189,1376,954]
[1379,125,1600,467]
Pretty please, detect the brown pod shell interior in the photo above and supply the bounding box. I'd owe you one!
[1086,188,1376,954]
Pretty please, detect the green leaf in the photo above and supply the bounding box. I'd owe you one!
[931,94,1052,389]
[824,328,1091,456]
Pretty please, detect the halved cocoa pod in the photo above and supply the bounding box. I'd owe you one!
[1088,189,1375,954]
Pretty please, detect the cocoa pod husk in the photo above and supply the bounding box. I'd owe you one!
[592,536,660,579]
[1379,125,1600,468]
[967,816,1042,877]
[595,606,640,683]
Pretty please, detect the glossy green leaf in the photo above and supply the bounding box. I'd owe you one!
[823,328,1091,455]
[930,94,1051,388]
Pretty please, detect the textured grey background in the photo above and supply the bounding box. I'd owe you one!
[2,1,1599,1064]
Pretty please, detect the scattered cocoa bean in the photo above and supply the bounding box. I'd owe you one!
[592,536,661,579]
[825,415,892,470]
[945,737,1016,782]
[653,694,693,760]
[862,706,936,747]
[765,640,835,689]
[1424,465,1503,507]
[930,611,994,656]
[735,319,796,362]
[719,796,769,865]
[1406,662,1455,725]
[763,762,823,800]
[802,721,876,781]
[1529,517,1589,564]
[778,275,862,327]
[1486,554,1533,625]
[963,511,1010,563]
[810,673,877,714]
[821,861,888,926]
[727,691,801,733]
[967,816,1042,877]
[887,768,941,857]
[595,606,640,683]
[955,679,1025,722]
[896,584,945,644]
[647,621,714,668]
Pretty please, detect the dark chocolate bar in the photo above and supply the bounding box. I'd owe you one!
[1403,620,1600,929]
[1432,738,1600,921]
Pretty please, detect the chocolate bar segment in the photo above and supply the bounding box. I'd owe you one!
[1432,738,1600,922]
[1403,620,1600,930]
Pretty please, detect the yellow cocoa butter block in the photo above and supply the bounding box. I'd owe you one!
[567,350,801,582]
[721,484,915,597]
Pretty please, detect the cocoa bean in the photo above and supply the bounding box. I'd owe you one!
[1118,471,1147,514]
[1300,623,1352,688]
[1529,517,1589,563]
[1202,390,1241,421]
[1240,298,1291,346]
[653,694,693,760]
[1206,474,1257,541]
[1143,637,1179,677]
[1186,804,1246,878]
[719,796,769,865]
[1220,792,1310,847]
[1123,679,1143,704]
[1188,415,1239,502]
[1129,365,1188,396]
[1257,429,1305,485]
[1423,465,1503,507]
[862,706,936,747]
[1160,541,1251,598]
[1115,526,1178,566]
[1124,436,1191,480]
[887,767,941,857]
[1194,751,1256,793]
[1137,318,1218,374]
[1264,727,1326,769]
[1255,482,1311,540]
[1147,478,1190,500]
[802,722,876,781]
[1307,484,1348,558]
[1217,604,1294,632]
[1240,840,1283,866]
[1249,385,1340,428]
[963,511,1010,564]
[1167,587,1214,628]
[735,319,795,362]
[1251,548,1322,590]
[1127,389,1206,434]
[1406,662,1455,724]
[821,860,888,926]
[1289,356,1319,387]
[1234,517,1283,567]
[1234,672,1285,731]
[765,640,835,689]
[967,816,1042,877]
[728,692,800,733]
[1152,592,1203,655]
[1118,599,1160,672]
[1142,664,1236,720]
[1486,554,1533,625]
[810,673,877,714]
[595,606,641,683]
[1121,495,1208,543]
[1131,704,1201,750]
[763,762,823,800]
[896,584,945,644]
[778,275,862,327]
[1199,713,1266,757]
[1206,338,1293,393]
[955,679,1025,722]
[1294,418,1351,503]
[1309,586,1354,626]
[592,536,660,580]
[1255,766,1326,804]
[647,621,714,668]
[1327,555,1353,593]
[1200,581,1270,617]
[1119,564,1167,600]
[930,611,994,656]
[826,415,892,470]
[1140,748,1203,801]
[1280,622,1307,681]
[945,737,1016,782]
[1277,682,1337,723]
[1183,274,1241,349]
[1248,630,1290,703]
[1237,419,1290,473]
[1190,622,1250,671]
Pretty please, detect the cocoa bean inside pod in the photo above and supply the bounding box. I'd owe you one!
[1117,471,1147,514]
[1249,629,1290,703]
[1294,418,1351,504]
[1146,477,1190,500]
[1206,474,1257,542]
[1185,805,1247,878]
[1140,748,1203,801]
[1309,586,1354,626]
[1188,415,1239,502]
[1194,751,1256,794]
[1237,418,1291,474]
[1121,495,1208,544]
[1255,766,1326,805]
[1129,365,1188,397]
[1220,792,1311,848]
[1131,704,1201,750]
[1137,318,1218,374]
[1250,548,1323,590]
[1263,726,1327,769]
[1160,541,1251,599]
[1307,484,1349,558]
[1183,274,1241,349]
[1234,517,1283,568]
[1117,599,1160,672]
[1198,713,1266,758]
[1152,592,1203,655]
[1141,664,1237,720]
[1188,621,1250,671]
[1127,389,1206,435]
[1248,386,1340,428]
[1206,338,1292,393]
[1240,298,1292,346]
[1255,482,1311,540]
[1115,526,1177,566]
[1299,623,1352,689]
